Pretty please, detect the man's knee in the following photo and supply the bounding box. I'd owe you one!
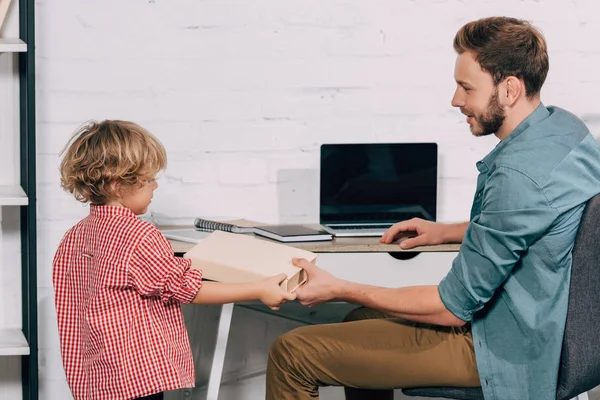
[269,327,307,367]
[269,332,291,364]
[268,327,325,396]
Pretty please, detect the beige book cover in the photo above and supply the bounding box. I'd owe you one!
[184,230,315,292]
[0,0,13,32]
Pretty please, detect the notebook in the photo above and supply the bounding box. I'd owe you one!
[319,143,438,237]
[253,225,333,242]
[184,230,314,292]
[193,218,258,234]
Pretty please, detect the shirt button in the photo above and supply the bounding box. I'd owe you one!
[485,379,489,386]
[477,192,482,198]
[183,389,192,397]
[478,340,482,347]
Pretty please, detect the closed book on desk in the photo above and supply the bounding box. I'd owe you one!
[184,230,314,292]
[254,225,333,242]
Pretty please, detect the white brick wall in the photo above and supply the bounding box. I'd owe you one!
[25,0,600,399]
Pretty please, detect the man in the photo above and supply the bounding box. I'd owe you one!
[266,17,600,400]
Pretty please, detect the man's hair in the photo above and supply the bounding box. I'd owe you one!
[454,16,549,98]
[59,120,167,204]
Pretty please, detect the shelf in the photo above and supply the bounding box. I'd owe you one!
[0,328,30,356]
[0,38,27,52]
[0,185,28,205]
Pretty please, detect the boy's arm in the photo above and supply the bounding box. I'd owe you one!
[129,230,203,303]
[190,281,262,305]
[129,230,295,308]
[190,273,296,307]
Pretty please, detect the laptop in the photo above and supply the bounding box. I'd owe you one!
[319,143,438,237]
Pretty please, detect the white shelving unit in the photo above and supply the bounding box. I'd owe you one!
[0,185,28,206]
[0,38,26,52]
[0,329,29,356]
[0,30,32,362]
[0,0,37,399]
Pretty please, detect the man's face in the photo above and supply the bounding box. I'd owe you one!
[451,52,505,137]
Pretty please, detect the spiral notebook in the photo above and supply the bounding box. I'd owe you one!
[193,218,259,234]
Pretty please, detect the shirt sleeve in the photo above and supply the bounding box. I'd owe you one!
[438,166,559,321]
[128,229,203,304]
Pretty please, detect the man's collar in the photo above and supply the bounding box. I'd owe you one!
[477,103,550,173]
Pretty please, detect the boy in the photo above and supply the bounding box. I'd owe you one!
[53,120,296,400]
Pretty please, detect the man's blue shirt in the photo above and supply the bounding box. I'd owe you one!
[439,104,600,400]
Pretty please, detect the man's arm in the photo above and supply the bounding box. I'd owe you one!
[380,219,469,248]
[444,222,469,243]
[293,259,465,327]
[337,282,466,326]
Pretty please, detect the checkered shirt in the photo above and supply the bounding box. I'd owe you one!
[53,205,203,400]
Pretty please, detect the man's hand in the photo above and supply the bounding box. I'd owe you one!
[380,218,447,249]
[259,274,297,310]
[292,258,342,307]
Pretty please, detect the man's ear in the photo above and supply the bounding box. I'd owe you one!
[504,76,522,106]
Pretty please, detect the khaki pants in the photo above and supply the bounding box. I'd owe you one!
[266,307,480,400]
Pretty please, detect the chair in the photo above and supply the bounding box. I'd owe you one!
[403,193,600,400]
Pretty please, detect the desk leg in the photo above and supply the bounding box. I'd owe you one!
[206,303,234,400]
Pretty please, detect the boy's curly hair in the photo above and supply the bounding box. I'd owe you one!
[59,120,167,204]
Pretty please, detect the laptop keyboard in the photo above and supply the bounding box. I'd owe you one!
[332,224,394,230]
[326,212,425,230]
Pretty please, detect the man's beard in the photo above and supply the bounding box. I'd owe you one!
[471,87,505,137]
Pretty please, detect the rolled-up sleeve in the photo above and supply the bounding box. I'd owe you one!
[128,230,203,303]
[439,166,559,321]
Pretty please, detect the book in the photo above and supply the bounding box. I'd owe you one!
[0,0,13,32]
[184,230,314,292]
[254,224,333,242]
[194,218,257,234]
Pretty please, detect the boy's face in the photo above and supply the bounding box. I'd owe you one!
[114,176,159,215]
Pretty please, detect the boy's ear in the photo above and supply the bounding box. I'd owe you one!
[109,181,122,199]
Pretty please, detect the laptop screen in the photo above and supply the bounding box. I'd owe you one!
[320,143,437,224]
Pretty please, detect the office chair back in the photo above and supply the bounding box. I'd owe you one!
[556,193,600,399]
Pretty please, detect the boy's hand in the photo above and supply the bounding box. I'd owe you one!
[259,274,297,310]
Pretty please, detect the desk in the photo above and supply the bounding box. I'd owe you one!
[165,229,460,400]
[167,227,460,255]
